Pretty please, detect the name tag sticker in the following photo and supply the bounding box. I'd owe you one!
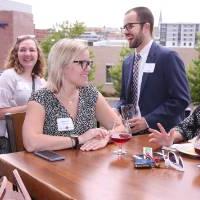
[143,63,155,73]
[57,118,74,131]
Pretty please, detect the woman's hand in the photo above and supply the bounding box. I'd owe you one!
[80,134,110,151]
[148,123,175,147]
[79,128,110,145]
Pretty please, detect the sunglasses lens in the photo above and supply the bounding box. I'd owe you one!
[168,152,184,171]
[17,35,36,41]
[168,152,177,163]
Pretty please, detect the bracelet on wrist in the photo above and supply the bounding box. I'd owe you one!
[70,136,79,149]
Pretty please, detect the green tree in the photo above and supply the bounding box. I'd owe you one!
[187,33,200,104]
[40,20,95,81]
[41,21,86,55]
[109,47,133,96]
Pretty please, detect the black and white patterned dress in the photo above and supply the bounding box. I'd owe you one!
[175,106,200,140]
[29,85,98,137]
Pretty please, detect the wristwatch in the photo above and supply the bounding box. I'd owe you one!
[71,136,79,149]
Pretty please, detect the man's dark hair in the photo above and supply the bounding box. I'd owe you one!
[126,7,154,35]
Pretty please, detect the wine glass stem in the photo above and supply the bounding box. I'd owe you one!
[119,143,123,153]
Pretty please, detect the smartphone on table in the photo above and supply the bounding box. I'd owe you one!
[34,150,65,162]
[133,154,154,168]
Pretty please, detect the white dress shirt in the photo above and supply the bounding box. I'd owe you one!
[135,40,153,116]
[0,68,46,137]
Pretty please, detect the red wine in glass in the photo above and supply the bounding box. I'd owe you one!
[111,133,131,143]
[111,132,132,155]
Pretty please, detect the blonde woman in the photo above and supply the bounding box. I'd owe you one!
[23,39,123,152]
[0,35,46,153]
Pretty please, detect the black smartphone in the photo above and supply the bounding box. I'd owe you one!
[34,150,65,162]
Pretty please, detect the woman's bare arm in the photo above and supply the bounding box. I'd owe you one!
[22,101,74,152]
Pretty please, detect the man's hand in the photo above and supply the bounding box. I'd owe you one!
[128,117,148,133]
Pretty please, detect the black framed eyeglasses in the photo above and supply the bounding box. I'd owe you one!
[121,22,145,32]
[73,60,93,70]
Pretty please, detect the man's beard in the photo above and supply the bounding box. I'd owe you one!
[129,33,144,49]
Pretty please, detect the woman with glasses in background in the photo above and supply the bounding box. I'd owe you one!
[23,38,123,152]
[0,35,46,153]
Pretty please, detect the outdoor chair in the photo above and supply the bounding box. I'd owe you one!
[0,169,31,200]
[5,112,26,153]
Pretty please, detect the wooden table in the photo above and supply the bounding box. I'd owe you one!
[0,135,200,200]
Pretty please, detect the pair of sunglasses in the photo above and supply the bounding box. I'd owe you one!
[162,150,184,172]
[17,34,36,41]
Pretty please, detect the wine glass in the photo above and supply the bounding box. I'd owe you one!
[110,121,132,155]
[120,104,138,133]
[194,134,200,155]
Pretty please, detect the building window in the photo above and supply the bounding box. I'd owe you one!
[106,65,113,83]
[189,42,192,46]
[184,43,186,46]
[172,42,175,46]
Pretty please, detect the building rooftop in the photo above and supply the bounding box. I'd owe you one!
[93,39,128,47]
[0,0,32,13]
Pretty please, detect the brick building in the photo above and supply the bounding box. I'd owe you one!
[34,29,49,43]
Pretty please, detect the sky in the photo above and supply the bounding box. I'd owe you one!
[14,0,200,29]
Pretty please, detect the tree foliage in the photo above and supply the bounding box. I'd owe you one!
[41,21,86,55]
[187,33,200,104]
[88,50,96,81]
[109,47,133,96]
[40,20,95,81]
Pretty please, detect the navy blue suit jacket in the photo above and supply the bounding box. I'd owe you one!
[117,42,191,131]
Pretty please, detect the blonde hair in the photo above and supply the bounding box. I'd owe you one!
[47,39,88,93]
[4,35,46,78]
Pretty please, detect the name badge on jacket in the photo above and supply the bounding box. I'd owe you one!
[57,118,74,131]
[143,63,155,73]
